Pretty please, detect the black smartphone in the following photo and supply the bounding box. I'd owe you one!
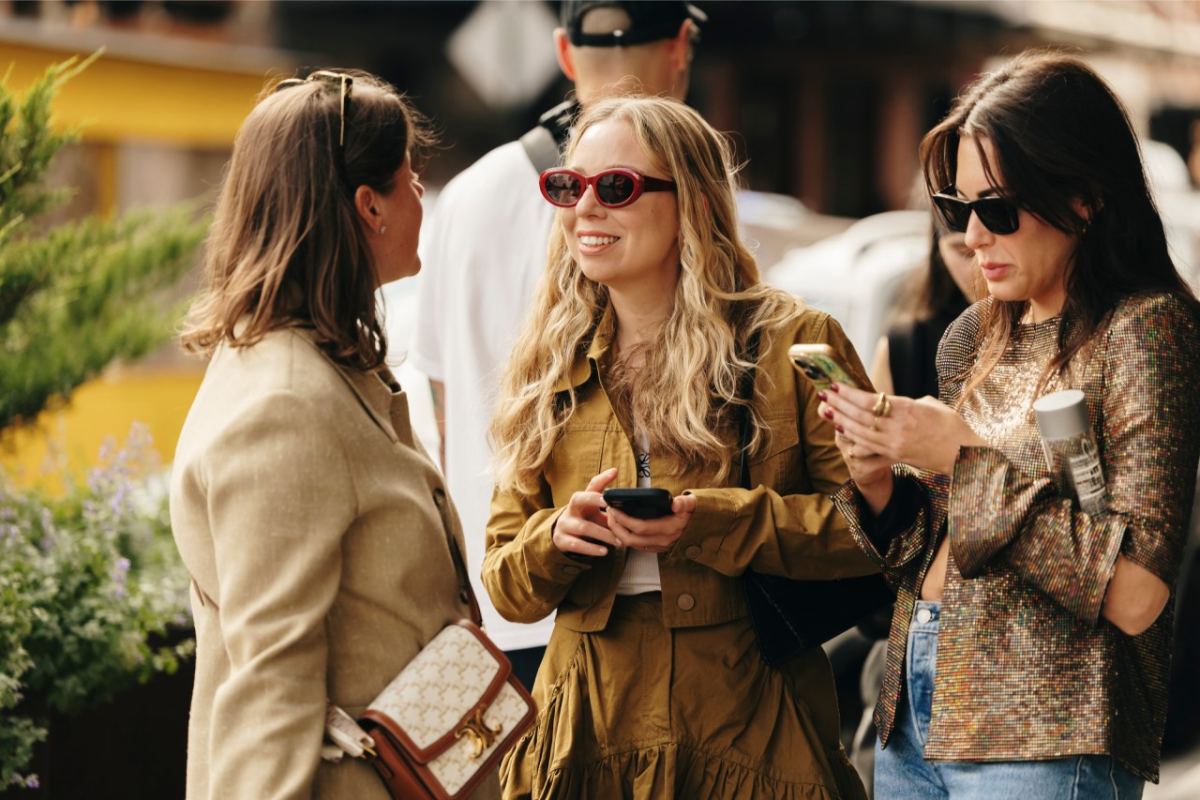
[602,488,674,519]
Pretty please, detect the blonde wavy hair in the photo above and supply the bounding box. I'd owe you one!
[491,96,797,494]
[180,70,433,371]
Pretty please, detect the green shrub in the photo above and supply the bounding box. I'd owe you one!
[0,52,210,433]
[0,423,193,790]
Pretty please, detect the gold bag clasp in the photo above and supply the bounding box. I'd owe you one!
[454,708,503,759]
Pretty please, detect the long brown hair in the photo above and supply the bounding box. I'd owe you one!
[920,50,1198,401]
[490,96,796,494]
[181,69,433,370]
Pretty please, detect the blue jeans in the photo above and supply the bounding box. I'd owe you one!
[874,601,1144,800]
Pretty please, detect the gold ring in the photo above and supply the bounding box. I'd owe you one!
[848,444,856,460]
[873,392,892,417]
[871,417,878,431]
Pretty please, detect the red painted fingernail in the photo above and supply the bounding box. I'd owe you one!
[816,390,827,401]
[830,383,841,393]
[823,409,834,420]
[836,424,845,434]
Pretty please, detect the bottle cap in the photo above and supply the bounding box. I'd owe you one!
[1033,389,1090,440]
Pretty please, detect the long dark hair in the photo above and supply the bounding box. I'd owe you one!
[182,69,434,371]
[920,50,1198,399]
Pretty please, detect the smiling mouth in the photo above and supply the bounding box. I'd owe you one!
[579,235,620,247]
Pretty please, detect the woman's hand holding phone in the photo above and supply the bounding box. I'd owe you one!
[821,390,896,515]
[606,492,696,554]
[554,472,697,558]
[553,468,623,558]
[816,382,987,513]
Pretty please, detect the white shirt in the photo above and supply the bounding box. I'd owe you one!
[409,140,557,652]
[616,427,662,594]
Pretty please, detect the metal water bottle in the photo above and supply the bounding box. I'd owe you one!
[1033,389,1108,515]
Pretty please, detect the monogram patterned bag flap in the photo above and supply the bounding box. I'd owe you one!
[358,620,536,800]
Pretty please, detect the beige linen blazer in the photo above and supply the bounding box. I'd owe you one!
[170,326,500,800]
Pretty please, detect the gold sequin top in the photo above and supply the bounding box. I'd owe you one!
[833,292,1200,781]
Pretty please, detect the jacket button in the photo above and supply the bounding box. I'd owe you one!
[563,565,581,576]
[432,488,446,508]
[677,593,696,611]
[685,545,701,559]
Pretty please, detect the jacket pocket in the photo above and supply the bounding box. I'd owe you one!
[544,424,610,502]
[750,415,802,492]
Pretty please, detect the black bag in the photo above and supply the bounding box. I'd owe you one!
[738,330,894,667]
[744,571,895,667]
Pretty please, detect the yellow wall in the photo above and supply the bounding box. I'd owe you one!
[1,42,269,146]
[3,371,205,488]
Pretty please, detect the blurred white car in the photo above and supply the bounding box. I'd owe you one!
[1143,140,1200,289]
[763,209,930,361]
[737,190,856,272]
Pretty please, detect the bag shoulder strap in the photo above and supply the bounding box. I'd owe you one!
[737,326,763,490]
[441,523,483,626]
[519,125,560,174]
[519,99,577,173]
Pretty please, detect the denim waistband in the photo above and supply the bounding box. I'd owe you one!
[909,599,940,633]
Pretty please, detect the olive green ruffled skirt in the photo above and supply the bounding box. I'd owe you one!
[500,594,866,799]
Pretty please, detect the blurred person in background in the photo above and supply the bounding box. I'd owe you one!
[820,51,1200,798]
[484,95,872,800]
[171,71,499,799]
[869,224,979,398]
[410,0,704,690]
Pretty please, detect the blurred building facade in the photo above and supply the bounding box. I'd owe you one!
[7,0,1200,216]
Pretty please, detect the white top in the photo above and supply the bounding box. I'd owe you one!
[410,140,557,652]
[616,427,663,594]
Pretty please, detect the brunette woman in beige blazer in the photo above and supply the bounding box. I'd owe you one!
[170,70,500,800]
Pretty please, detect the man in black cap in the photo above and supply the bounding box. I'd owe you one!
[409,1,704,691]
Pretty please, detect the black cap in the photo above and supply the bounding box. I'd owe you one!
[561,1,705,48]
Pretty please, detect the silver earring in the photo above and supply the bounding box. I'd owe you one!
[379,225,387,235]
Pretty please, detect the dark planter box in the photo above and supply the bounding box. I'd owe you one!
[10,628,195,799]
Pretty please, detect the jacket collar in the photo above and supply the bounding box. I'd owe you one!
[288,325,401,443]
[553,323,614,394]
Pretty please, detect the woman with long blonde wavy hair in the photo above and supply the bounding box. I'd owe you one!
[483,95,876,799]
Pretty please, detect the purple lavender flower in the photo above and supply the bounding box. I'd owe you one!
[87,466,106,494]
[24,776,40,789]
[111,557,131,589]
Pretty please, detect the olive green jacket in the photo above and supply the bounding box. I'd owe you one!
[483,299,879,634]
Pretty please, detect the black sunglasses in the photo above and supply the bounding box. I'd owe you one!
[540,168,676,209]
[932,188,1021,235]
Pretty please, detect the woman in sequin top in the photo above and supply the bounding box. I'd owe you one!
[818,51,1200,797]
